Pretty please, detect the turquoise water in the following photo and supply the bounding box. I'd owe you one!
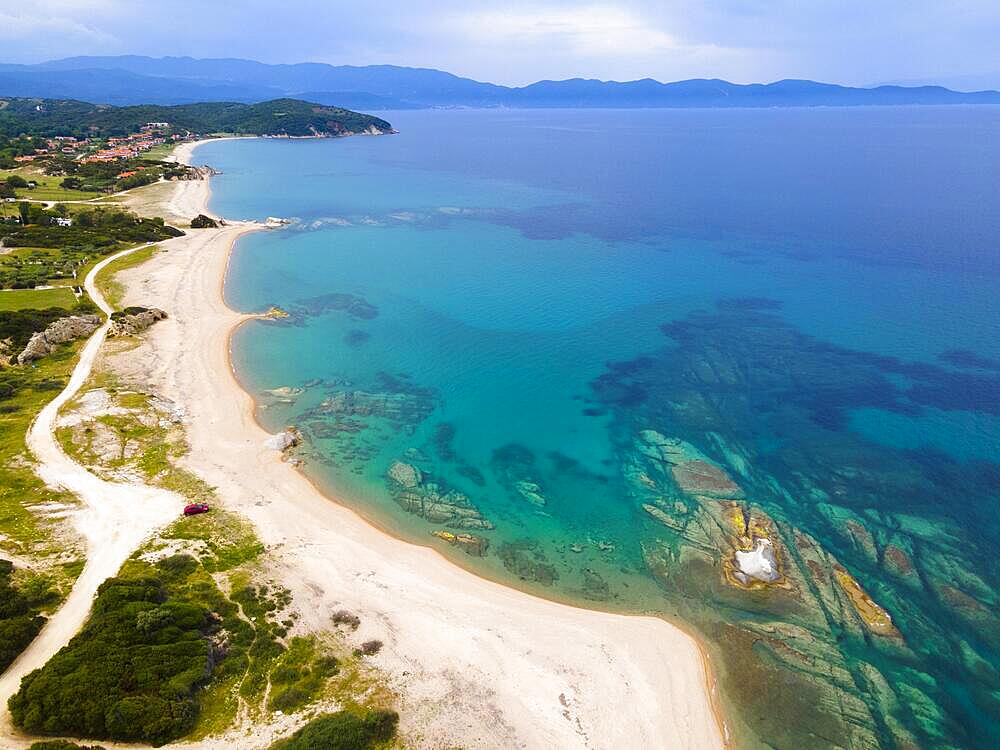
[199,108,1000,748]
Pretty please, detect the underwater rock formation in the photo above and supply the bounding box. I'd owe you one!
[490,443,549,506]
[589,301,1000,748]
[386,459,493,531]
[432,530,490,557]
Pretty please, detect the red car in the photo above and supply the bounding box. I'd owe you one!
[183,502,210,516]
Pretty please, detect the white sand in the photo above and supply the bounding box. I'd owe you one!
[1,140,727,748]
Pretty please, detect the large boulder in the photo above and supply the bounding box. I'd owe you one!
[108,307,167,337]
[17,314,102,365]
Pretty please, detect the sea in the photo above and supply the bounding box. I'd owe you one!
[196,107,1000,749]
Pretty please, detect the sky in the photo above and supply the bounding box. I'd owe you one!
[1,0,999,89]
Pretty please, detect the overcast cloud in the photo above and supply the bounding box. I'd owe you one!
[1,0,998,88]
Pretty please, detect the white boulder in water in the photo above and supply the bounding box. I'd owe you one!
[264,430,299,451]
[733,538,780,584]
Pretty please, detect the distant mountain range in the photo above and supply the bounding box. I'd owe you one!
[1,56,999,109]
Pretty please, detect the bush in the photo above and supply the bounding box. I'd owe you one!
[354,640,383,657]
[30,741,107,750]
[8,557,213,746]
[269,709,399,750]
[190,214,218,229]
[0,559,47,673]
[331,610,360,630]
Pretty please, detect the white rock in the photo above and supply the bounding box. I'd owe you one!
[734,538,780,583]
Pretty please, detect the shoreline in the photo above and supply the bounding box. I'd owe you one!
[110,138,728,747]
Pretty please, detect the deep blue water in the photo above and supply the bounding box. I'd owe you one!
[198,108,1000,748]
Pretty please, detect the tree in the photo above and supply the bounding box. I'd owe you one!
[6,175,29,189]
[60,177,83,190]
[190,214,218,229]
[17,201,29,225]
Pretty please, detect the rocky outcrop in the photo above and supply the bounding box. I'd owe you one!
[190,214,218,229]
[386,459,493,531]
[17,314,101,365]
[107,307,167,337]
[432,530,490,557]
[264,428,301,452]
[0,337,13,367]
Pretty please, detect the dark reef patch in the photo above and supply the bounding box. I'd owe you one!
[938,348,1000,372]
[589,301,1000,749]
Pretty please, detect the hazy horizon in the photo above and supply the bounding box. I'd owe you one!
[1,1,998,90]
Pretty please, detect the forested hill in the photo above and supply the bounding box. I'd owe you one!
[0,97,393,139]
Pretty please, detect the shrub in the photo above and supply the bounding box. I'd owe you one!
[29,741,106,750]
[331,610,360,630]
[269,709,399,750]
[190,214,218,229]
[7,557,213,746]
[354,640,383,657]
[0,559,47,673]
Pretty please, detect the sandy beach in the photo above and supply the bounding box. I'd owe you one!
[14,139,728,748]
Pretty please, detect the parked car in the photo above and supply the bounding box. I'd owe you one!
[183,502,210,516]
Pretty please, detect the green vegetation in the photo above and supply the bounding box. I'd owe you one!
[7,544,351,745]
[268,636,340,713]
[0,305,94,353]
[190,214,218,229]
[9,556,218,745]
[2,168,101,201]
[0,207,181,290]
[0,97,392,139]
[0,342,81,551]
[269,710,399,750]
[29,741,106,750]
[0,559,48,672]
[0,287,77,312]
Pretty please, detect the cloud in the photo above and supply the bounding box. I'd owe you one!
[436,3,752,83]
[452,5,682,56]
[0,3,121,59]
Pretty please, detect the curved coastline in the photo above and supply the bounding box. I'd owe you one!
[116,137,729,747]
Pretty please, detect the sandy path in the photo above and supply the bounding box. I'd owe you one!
[107,146,727,748]
[0,243,185,728]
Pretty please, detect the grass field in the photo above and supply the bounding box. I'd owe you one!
[0,286,77,311]
[2,167,101,202]
[138,143,177,161]
[0,342,82,555]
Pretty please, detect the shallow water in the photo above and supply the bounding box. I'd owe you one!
[202,107,1000,748]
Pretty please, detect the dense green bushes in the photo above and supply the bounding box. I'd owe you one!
[269,709,399,750]
[1,209,182,248]
[0,559,47,673]
[8,557,214,746]
[29,741,106,750]
[7,545,346,745]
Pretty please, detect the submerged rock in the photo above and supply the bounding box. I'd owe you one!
[432,530,490,556]
[386,458,493,531]
[387,460,422,489]
[17,314,101,364]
